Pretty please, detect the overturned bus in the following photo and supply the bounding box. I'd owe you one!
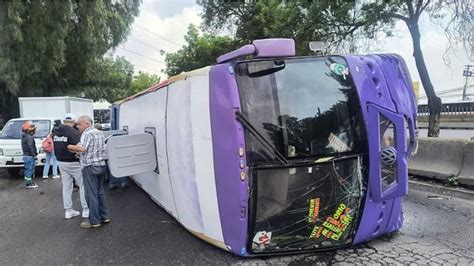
[106,39,417,256]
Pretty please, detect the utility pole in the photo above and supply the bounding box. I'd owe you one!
[462,64,473,100]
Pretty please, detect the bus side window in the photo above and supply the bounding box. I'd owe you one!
[145,127,160,174]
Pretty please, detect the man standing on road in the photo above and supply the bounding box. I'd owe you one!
[53,113,89,219]
[67,115,110,229]
[21,121,38,189]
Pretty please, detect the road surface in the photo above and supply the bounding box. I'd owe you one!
[0,171,473,265]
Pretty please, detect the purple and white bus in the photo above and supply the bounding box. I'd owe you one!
[107,39,417,256]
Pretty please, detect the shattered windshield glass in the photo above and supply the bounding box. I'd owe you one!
[249,156,365,253]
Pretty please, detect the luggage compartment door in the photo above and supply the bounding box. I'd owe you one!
[107,133,157,177]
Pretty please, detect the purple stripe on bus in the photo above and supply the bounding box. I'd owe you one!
[209,64,248,256]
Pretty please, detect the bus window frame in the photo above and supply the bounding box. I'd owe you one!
[144,126,160,174]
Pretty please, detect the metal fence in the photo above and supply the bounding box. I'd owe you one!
[418,105,474,117]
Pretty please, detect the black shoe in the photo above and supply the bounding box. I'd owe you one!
[80,221,101,229]
[26,183,39,189]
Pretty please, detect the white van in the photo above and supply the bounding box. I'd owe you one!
[0,96,94,176]
[0,118,57,176]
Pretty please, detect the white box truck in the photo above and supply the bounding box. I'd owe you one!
[19,96,94,119]
[0,97,94,177]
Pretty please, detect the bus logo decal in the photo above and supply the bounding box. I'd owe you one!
[380,146,397,166]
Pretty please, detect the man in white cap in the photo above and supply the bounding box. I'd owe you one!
[52,113,89,219]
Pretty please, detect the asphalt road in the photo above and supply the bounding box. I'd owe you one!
[0,170,473,265]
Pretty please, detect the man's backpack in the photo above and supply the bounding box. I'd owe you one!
[42,134,54,153]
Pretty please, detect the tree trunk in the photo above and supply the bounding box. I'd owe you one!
[0,87,20,124]
[407,19,441,137]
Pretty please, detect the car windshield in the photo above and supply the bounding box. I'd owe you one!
[235,56,366,164]
[0,120,51,139]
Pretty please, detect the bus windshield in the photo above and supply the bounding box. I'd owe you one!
[0,120,51,139]
[236,56,366,164]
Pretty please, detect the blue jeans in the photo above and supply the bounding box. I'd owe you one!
[109,173,129,189]
[43,152,58,176]
[82,165,109,225]
[23,156,36,185]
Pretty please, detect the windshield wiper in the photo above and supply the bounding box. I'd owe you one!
[235,111,289,166]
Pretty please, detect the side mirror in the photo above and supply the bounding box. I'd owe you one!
[309,41,327,54]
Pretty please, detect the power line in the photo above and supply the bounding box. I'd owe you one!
[134,64,162,75]
[130,36,169,54]
[419,84,474,99]
[117,46,166,65]
[135,24,182,47]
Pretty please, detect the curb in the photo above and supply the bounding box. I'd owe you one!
[408,178,474,200]
[408,138,474,186]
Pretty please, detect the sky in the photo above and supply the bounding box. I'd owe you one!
[114,0,473,104]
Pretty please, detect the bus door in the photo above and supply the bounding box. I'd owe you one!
[106,133,158,177]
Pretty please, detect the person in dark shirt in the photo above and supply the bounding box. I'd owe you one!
[53,113,89,220]
[21,121,38,189]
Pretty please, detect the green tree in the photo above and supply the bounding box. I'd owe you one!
[164,24,241,77]
[79,56,134,103]
[200,0,473,137]
[131,71,161,94]
[78,59,161,104]
[0,1,140,121]
[200,0,365,55]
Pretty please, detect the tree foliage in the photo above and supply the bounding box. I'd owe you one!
[200,0,379,54]
[164,24,241,77]
[0,1,140,120]
[79,56,134,103]
[77,58,160,103]
[131,71,161,94]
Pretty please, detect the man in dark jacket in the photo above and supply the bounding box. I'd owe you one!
[53,113,89,220]
[21,121,38,189]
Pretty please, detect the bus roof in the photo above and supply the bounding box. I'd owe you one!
[116,66,211,105]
